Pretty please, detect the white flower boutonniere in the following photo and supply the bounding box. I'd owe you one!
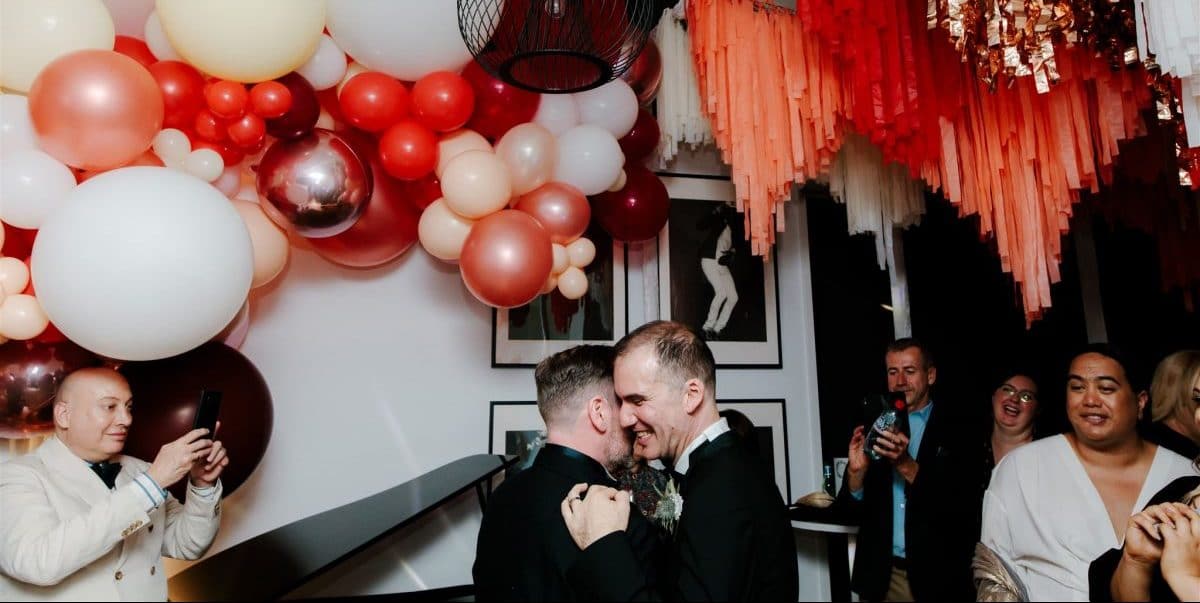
[652,478,684,534]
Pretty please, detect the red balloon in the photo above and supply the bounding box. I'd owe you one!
[0,340,101,439]
[618,108,661,163]
[149,60,207,131]
[620,40,663,106]
[462,61,540,142]
[2,224,37,259]
[339,72,410,132]
[309,131,423,268]
[227,113,266,149]
[378,121,438,180]
[459,210,553,308]
[265,72,320,140]
[121,342,273,500]
[193,108,229,142]
[249,81,293,119]
[412,71,475,133]
[404,172,443,211]
[113,35,156,68]
[514,181,591,245]
[205,80,249,120]
[591,163,670,242]
[192,139,245,166]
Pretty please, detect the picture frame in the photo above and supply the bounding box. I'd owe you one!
[657,175,781,368]
[492,223,628,367]
[487,398,790,499]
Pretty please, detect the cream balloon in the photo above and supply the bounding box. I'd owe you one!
[0,258,31,296]
[607,169,628,192]
[495,123,558,196]
[436,129,493,178]
[418,199,476,262]
[551,244,569,275]
[1,94,39,155]
[326,0,474,81]
[557,267,588,300]
[567,237,596,268]
[440,151,513,219]
[103,0,156,37]
[0,294,49,340]
[573,79,639,138]
[0,0,115,92]
[156,0,325,83]
[152,128,191,166]
[0,150,76,229]
[296,35,348,91]
[231,199,289,288]
[143,11,182,61]
[183,148,224,182]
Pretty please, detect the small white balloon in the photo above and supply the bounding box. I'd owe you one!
[103,0,156,37]
[567,237,596,268]
[143,10,182,61]
[573,79,639,138]
[152,128,191,165]
[0,294,49,340]
[0,150,76,229]
[297,34,348,90]
[183,148,224,182]
[0,257,31,296]
[0,94,39,155]
[533,93,580,136]
[551,243,569,275]
[553,125,624,196]
[557,266,588,300]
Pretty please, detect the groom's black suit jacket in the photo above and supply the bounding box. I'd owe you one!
[473,444,662,602]
[567,431,799,601]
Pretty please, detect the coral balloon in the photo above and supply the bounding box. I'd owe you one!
[412,71,475,133]
[230,200,289,288]
[591,163,670,243]
[148,61,207,131]
[619,108,661,163]
[378,121,438,181]
[265,73,320,140]
[418,199,476,262]
[113,35,157,68]
[620,39,663,106]
[309,131,422,268]
[440,151,513,219]
[436,130,493,178]
[496,123,558,196]
[28,50,164,171]
[514,182,591,245]
[459,210,553,309]
[256,130,372,238]
[339,72,410,132]
[121,342,273,499]
[155,0,325,83]
[462,61,540,142]
[0,0,115,92]
[0,339,101,439]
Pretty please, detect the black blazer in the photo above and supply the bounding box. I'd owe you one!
[567,431,799,601]
[1089,475,1200,603]
[835,404,978,601]
[473,444,662,602]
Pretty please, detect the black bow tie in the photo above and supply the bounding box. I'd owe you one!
[89,461,121,489]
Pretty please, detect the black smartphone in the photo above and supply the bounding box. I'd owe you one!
[193,390,222,434]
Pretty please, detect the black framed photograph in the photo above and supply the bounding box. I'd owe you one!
[493,223,627,367]
[488,399,790,499]
[657,175,781,368]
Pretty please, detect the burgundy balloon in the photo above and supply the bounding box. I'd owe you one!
[591,163,670,243]
[620,40,663,106]
[120,342,273,500]
[514,181,591,245]
[0,340,101,439]
[462,61,540,142]
[618,108,661,163]
[459,210,554,309]
[309,130,423,268]
[256,129,373,238]
[405,172,443,211]
[265,72,320,140]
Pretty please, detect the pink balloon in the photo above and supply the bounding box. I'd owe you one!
[514,182,591,245]
[459,210,553,309]
[28,50,164,171]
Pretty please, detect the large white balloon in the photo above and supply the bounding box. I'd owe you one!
[0,94,39,155]
[296,35,348,91]
[573,80,639,138]
[102,0,155,38]
[326,0,474,81]
[553,125,625,196]
[0,150,76,229]
[31,167,253,361]
[533,94,581,137]
[0,0,115,92]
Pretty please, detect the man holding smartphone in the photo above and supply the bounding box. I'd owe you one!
[0,367,228,602]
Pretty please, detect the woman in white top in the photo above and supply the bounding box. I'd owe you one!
[981,344,1197,601]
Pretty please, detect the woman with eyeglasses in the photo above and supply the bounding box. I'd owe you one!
[987,374,1040,471]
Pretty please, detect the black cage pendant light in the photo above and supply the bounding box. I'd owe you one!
[459,0,671,94]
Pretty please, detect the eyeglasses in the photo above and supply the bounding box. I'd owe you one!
[998,384,1038,405]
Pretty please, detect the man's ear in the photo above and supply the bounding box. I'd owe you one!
[53,399,71,431]
[682,379,705,415]
[586,396,607,433]
[927,366,938,387]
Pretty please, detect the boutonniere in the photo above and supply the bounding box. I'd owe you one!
[652,478,684,534]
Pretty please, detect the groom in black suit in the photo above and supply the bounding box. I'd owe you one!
[560,321,798,601]
[473,345,661,602]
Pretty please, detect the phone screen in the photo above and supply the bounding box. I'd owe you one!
[193,390,222,434]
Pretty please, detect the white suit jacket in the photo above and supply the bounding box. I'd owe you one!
[0,437,222,601]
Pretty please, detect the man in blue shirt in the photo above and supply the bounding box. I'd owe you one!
[838,339,976,601]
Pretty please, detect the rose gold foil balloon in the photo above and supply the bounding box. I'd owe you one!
[620,40,663,106]
[514,181,591,245]
[255,129,372,239]
[459,210,553,309]
[28,49,164,171]
[0,339,101,439]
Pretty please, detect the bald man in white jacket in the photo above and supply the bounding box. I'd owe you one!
[0,368,228,601]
